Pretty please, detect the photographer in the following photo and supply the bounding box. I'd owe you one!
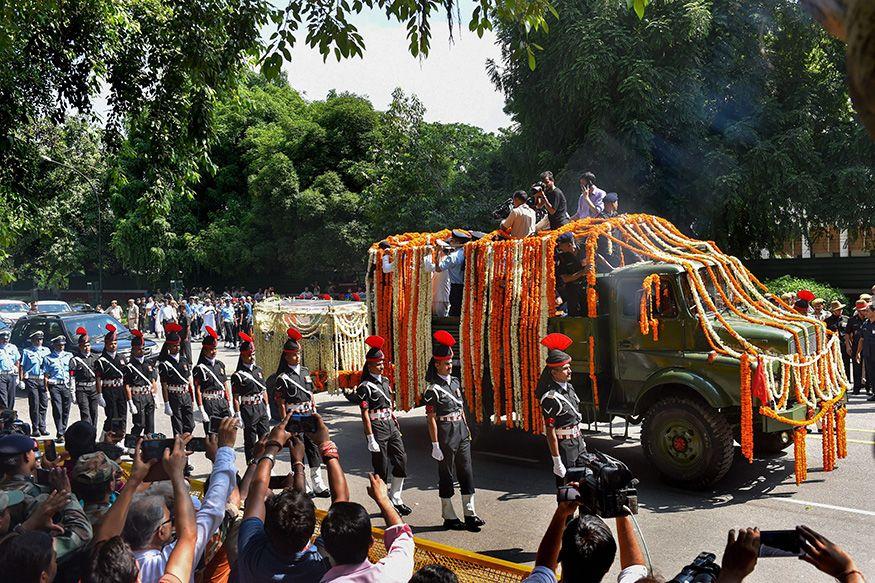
[534,171,569,231]
[500,190,537,239]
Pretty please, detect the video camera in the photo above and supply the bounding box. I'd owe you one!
[558,451,638,518]
[669,552,721,583]
[0,409,31,436]
[530,181,546,197]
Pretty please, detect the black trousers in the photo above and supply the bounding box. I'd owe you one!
[26,379,48,433]
[223,323,236,347]
[75,383,100,428]
[130,394,155,437]
[181,339,192,365]
[563,283,584,317]
[102,385,127,432]
[371,418,407,480]
[555,434,588,488]
[48,383,72,437]
[448,284,464,317]
[169,392,195,436]
[0,374,16,409]
[201,396,231,435]
[240,402,269,463]
[852,351,864,391]
[864,355,875,395]
[437,420,475,498]
[840,347,852,384]
[303,434,321,469]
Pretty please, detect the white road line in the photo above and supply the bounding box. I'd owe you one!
[773,498,875,517]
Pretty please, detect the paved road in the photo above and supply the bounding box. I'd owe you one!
[14,343,874,581]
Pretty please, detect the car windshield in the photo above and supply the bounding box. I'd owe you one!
[0,303,26,313]
[37,302,70,313]
[66,315,131,340]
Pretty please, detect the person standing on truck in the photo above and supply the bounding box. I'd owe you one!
[595,192,640,272]
[537,333,587,486]
[570,172,605,220]
[437,229,473,317]
[534,170,569,230]
[855,302,875,401]
[422,331,485,531]
[356,335,411,516]
[555,233,587,317]
[501,190,537,239]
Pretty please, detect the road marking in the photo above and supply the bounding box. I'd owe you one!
[475,451,541,464]
[806,434,875,446]
[846,428,874,434]
[773,498,875,517]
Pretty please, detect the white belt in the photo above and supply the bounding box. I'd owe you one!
[202,391,225,400]
[76,380,96,386]
[438,411,463,422]
[167,385,188,394]
[368,408,393,421]
[24,374,42,380]
[555,426,581,440]
[131,387,152,396]
[240,395,262,405]
[102,378,124,387]
[46,379,68,386]
[0,371,16,376]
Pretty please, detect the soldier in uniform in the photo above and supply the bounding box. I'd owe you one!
[70,450,121,528]
[421,331,485,531]
[356,335,410,515]
[69,327,100,427]
[555,232,586,316]
[125,330,158,437]
[43,335,73,442]
[537,333,587,486]
[193,326,232,435]
[20,331,50,437]
[856,302,875,402]
[178,299,193,363]
[230,331,270,462]
[847,299,869,394]
[0,329,20,410]
[0,433,93,561]
[273,327,329,497]
[95,324,128,434]
[824,300,851,381]
[158,323,195,436]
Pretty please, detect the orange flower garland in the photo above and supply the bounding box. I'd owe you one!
[740,353,754,463]
[793,427,808,485]
[836,406,847,459]
[588,336,599,409]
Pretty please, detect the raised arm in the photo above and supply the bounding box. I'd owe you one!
[310,413,348,503]
[94,440,155,543]
[243,411,292,520]
[162,435,197,583]
[534,502,577,571]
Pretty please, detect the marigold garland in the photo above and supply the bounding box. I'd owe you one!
[740,353,754,463]
[793,427,808,485]
[588,336,599,409]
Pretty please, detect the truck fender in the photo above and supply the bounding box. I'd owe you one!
[633,368,734,416]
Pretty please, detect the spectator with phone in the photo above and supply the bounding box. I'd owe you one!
[236,411,349,583]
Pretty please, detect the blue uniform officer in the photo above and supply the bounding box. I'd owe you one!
[44,335,73,441]
[437,229,473,317]
[0,329,21,409]
[20,331,50,436]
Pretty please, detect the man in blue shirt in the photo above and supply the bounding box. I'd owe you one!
[0,329,20,410]
[437,229,472,317]
[221,300,236,349]
[20,331,50,436]
[44,335,73,442]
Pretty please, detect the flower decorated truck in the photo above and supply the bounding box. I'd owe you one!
[365,214,848,488]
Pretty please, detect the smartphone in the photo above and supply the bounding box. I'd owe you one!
[209,416,227,434]
[286,413,317,434]
[35,467,52,486]
[759,530,801,558]
[187,437,207,453]
[110,417,126,434]
[141,438,175,461]
[43,439,57,462]
[123,434,139,449]
[268,474,291,490]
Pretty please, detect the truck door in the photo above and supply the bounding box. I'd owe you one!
[613,275,686,396]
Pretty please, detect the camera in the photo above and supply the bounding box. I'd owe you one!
[0,409,31,436]
[669,552,721,583]
[557,451,638,518]
[530,181,545,196]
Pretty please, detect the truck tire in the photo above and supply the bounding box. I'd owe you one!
[754,428,792,455]
[641,395,734,489]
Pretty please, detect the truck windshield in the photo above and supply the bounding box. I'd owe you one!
[680,267,741,314]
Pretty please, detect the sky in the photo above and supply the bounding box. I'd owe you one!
[280,3,512,133]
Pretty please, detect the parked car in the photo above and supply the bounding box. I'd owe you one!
[0,300,29,325]
[11,313,157,359]
[0,320,9,335]
[70,303,95,313]
[33,300,73,314]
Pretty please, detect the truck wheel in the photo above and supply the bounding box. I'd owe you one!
[754,429,792,455]
[641,395,734,489]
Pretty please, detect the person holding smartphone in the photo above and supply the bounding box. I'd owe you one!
[231,332,270,463]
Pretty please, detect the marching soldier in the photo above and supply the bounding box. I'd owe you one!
[158,323,195,436]
[193,326,232,434]
[537,333,587,486]
[43,335,73,442]
[70,327,100,427]
[273,327,329,497]
[356,335,410,515]
[21,331,50,437]
[125,330,158,437]
[0,329,20,410]
[231,331,270,462]
[422,331,485,531]
[95,324,128,434]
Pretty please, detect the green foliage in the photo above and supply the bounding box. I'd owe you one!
[763,275,847,305]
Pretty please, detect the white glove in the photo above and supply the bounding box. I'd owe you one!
[98,394,106,408]
[193,409,205,424]
[164,402,172,416]
[127,401,137,416]
[431,442,444,461]
[17,379,24,391]
[366,434,380,453]
[552,455,566,478]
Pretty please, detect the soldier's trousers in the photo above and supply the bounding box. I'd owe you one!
[75,384,99,428]
[48,383,72,437]
[25,379,48,433]
[864,355,875,395]
[131,395,155,437]
[371,419,407,481]
[240,403,269,463]
[556,434,588,488]
[201,396,231,435]
[436,420,475,498]
[169,392,195,436]
[0,373,16,409]
[102,386,127,432]
[852,356,864,391]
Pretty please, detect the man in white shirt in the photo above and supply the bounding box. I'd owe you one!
[161,301,177,324]
[106,300,123,322]
[127,299,140,330]
[501,190,537,239]
[571,172,606,220]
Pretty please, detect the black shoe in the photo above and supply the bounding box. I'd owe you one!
[465,515,486,531]
[31,430,39,437]
[56,435,64,444]
[868,395,875,402]
[443,518,466,530]
[184,464,194,476]
[39,429,49,436]
[394,503,412,516]
[313,489,331,499]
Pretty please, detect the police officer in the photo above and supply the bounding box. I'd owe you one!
[856,302,875,402]
[847,299,868,394]
[43,335,73,442]
[538,333,587,486]
[193,326,232,435]
[95,324,128,434]
[273,327,329,497]
[69,327,100,427]
[0,329,20,410]
[231,332,270,462]
[125,330,158,437]
[555,232,586,316]
[356,335,410,515]
[422,331,484,531]
[824,300,851,381]
[20,331,50,437]
[158,323,195,436]
[0,433,93,559]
